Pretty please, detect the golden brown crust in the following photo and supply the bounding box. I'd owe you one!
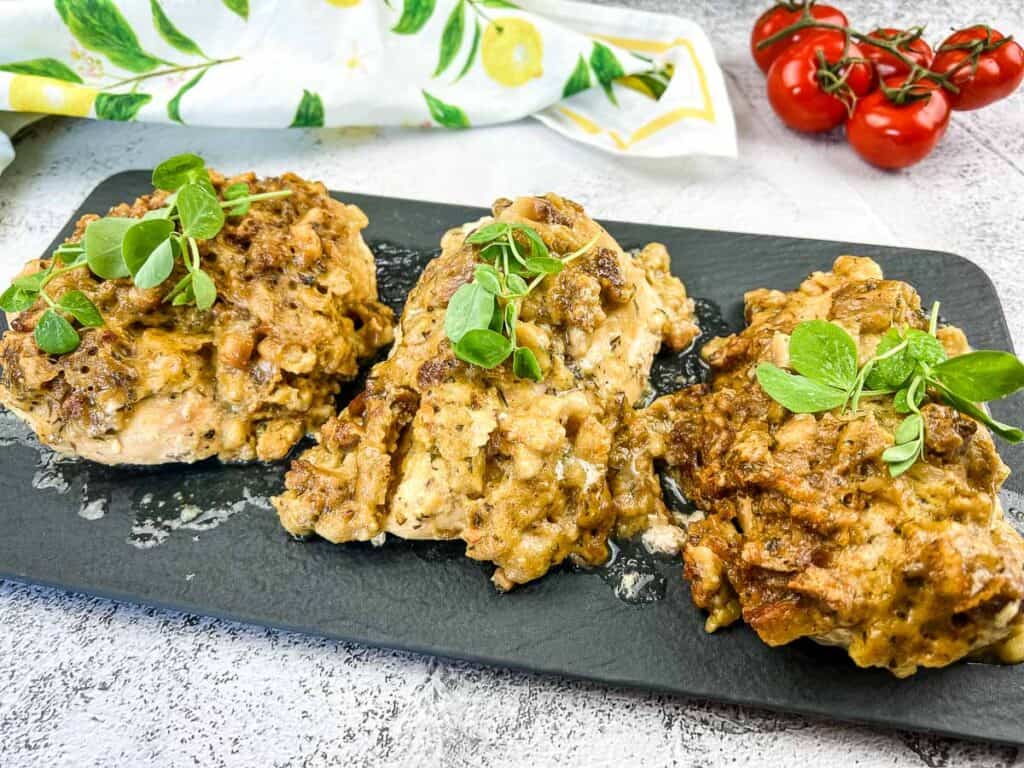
[274,193,699,588]
[649,255,1024,676]
[0,171,394,464]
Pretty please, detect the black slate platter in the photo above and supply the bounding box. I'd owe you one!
[2,171,1024,746]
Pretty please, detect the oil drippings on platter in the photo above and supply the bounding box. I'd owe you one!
[599,540,669,605]
[582,294,728,605]
[127,482,273,549]
[370,241,438,314]
[0,409,277,546]
[647,297,731,398]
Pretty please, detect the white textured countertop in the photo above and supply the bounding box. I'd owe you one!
[2,1,1024,765]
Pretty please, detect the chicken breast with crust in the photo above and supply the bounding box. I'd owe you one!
[0,172,394,464]
[274,194,699,589]
[646,256,1024,676]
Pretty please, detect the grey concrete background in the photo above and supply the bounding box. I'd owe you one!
[2,1,1023,765]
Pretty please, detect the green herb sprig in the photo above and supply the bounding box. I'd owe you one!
[445,222,598,381]
[756,304,1024,476]
[0,153,291,355]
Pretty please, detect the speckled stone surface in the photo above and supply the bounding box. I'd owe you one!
[2,1,1024,765]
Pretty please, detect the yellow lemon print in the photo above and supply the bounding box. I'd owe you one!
[8,75,97,117]
[325,0,361,6]
[482,18,543,88]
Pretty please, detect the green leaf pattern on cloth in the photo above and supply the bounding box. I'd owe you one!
[94,91,151,120]
[423,89,469,128]
[167,67,207,123]
[220,0,248,20]
[0,58,83,83]
[589,42,626,105]
[562,54,590,98]
[290,89,325,128]
[0,0,736,159]
[55,0,165,73]
[150,0,206,58]
[393,0,436,34]
[434,0,464,77]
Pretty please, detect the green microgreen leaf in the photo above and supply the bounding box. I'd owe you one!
[788,319,858,391]
[54,243,85,264]
[122,218,174,281]
[755,363,848,413]
[466,222,510,245]
[894,382,925,414]
[524,256,564,275]
[0,285,38,313]
[512,346,542,381]
[453,328,512,369]
[906,329,947,367]
[882,439,921,464]
[473,264,501,295]
[445,282,495,343]
[162,272,193,304]
[865,328,914,390]
[191,268,217,310]
[142,206,173,220]
[84,216,134,279]
[887,452,920,478]
[931,351,1024,403]
[513,224,550,260]
[223,182,251,216]
[894,412,923,444]
[34,309,80,355]
[488,303,505,333]
[152,153,206,191]
[12,270,49,293]
[56,290,103,327]
[172,283,196,306]
[505,273,529,297]
[177,182,225,240]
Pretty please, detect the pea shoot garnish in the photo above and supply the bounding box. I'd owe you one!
[756,304,1024,477]
[445,222,598,381]
[0,153,292,356]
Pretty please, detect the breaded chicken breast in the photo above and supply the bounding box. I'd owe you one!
[274,194,698,588]
[0,172,393,464]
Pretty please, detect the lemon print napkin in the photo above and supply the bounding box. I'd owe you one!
[0,0,736,171]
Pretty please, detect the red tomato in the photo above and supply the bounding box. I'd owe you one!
[846,77,951,169]
[751,3,849,73]
[766,31,874,132]
[863,28,933,81]
[932,26,1024,110]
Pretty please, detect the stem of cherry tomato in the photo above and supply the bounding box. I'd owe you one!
[755,11,964,96]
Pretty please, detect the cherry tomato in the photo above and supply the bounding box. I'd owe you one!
[863,28,933,81]
[751,2,849,73]
[931,26,1024,110]
[766,31,874,132]
[846,77,951,169]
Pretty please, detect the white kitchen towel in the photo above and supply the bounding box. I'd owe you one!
[0,0,736,173]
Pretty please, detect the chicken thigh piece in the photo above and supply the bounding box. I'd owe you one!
[274,194,699,589]
[647,256,1024,676]
[0,172,394,464]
